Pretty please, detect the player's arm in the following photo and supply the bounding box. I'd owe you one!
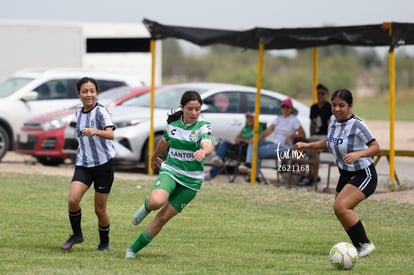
[82,126,114,140]
[193,140,213,161]
[151,138,169,170]
[201,140,213,156]
[343,140,380,164]
[296,138,327,151]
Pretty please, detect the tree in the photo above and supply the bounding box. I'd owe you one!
[161,40,413,99]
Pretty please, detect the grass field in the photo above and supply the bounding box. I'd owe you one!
[1,172,413,274]
[301,93,414,121]
[352,98,413,121]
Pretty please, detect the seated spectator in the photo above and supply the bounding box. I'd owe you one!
[205,112,265,180]
[239,98,306,182]
[298,83,332,186]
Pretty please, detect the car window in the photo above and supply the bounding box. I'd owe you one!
[33,79,128,101]
[123,86,190,108]
[246,93,282,115]
[0,77,33,98]
[98,80,127,93]
[66,79,78,98]
[203,92,241,113]
[98,87,132,105]
[246,93,299,116]
[262,95,282,115]
[34,83,51,100]
[34,79,77,100]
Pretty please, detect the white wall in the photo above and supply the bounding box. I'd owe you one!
[0,21,82,78]
[0,20,161,85]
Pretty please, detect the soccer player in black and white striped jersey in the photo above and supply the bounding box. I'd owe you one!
[296,88,380,258]
[61,77,116,252]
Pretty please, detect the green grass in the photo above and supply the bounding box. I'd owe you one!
[301,93,414,121]
[353,98,414,121]
[1,172,413,274]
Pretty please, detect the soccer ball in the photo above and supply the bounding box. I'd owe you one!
[329,242,359,270]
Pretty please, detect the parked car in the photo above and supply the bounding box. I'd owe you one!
[15,86,153,166]
[0,67,145,161]
[63,82,310,170]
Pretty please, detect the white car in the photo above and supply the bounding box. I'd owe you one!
[63,82,310,169]
[0,67,145,160]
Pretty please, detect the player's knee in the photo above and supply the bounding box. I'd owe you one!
[94,207,107,218]
[333,202,346,217]
[147,196,166,210]
[68,197,80,210]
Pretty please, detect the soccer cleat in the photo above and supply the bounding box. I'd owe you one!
[60,234,84,250]
[211,156,224,167]
[358,242,376,257]
[132,205,150,225]
[96,242,109,252]
[125,248,136,259]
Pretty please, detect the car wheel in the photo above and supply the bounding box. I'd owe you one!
[143,134,168,173]
[36,156,65,166]
[0,126,10,161]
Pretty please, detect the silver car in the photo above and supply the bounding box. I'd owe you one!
[63,82,310,169]
[0,68,145,161]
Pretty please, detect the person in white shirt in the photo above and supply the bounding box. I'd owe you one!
[239,98,306,182]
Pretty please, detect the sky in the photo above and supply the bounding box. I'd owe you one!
[1,0,413,54]
[0,0,412,29]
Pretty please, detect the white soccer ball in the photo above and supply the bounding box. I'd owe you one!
[329,242,359,270]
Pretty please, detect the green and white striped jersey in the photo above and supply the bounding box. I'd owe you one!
[159,117,212,191]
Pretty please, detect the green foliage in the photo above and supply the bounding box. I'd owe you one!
[272,68,312,98]
[356,48,384,69]
[1,173,414,274]
[319,54,359,90]
[162,41,414,101]
[162,39,185,76]
[318,45,359,58]
[395,53,414,89]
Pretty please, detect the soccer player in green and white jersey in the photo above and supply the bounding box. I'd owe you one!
[125,90,214,259]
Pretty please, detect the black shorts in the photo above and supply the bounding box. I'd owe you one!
[72,159,114,194]
[337,164,377,198]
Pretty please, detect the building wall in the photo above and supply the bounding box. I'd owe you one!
[0,20,161,85]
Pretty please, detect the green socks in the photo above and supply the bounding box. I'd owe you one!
[130,228,153,253]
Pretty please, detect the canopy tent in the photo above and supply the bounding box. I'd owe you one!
[143,18,414,188]
[143,19,414,50]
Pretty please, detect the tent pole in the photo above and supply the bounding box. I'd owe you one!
[251,42,265,186]
[312,48,318,104]
[389,49,396,191]
[148,39,156,175]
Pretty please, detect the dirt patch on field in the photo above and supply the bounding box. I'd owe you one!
[371,189,414,205]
